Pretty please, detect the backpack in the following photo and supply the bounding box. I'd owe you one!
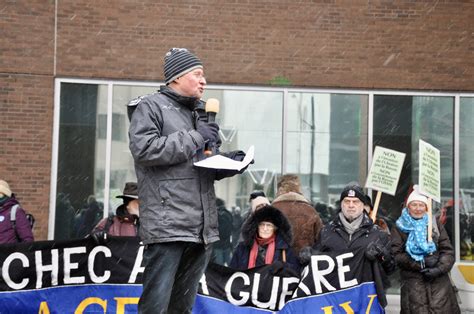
[103,215,115,233]
[10,205,35,241]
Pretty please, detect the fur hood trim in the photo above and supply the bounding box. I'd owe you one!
[241,205,293,246]
[273,191,309,204]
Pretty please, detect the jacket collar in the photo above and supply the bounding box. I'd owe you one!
[331,211,373,230]
[273,192,310,204]
[329,212,373,243]
[159,85,201,111]
[0,196,19,212]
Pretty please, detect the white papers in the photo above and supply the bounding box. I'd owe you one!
[194,146,254,171]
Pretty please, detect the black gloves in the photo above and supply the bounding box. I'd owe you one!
[421,254,442,281]
[424,254,439,268]
[421,267,443,280]
[365,242,391,263]
[220,150,254,174]
[91,230,107,245]
[221,150,246,162]
[196,120,219,143]
[365,242,379,261]
[270,261,286,274]
[299,246,316,266]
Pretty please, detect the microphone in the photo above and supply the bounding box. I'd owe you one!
[204,98,220,156]
[205,98,220,122]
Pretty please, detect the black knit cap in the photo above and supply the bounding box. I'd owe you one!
[164,48,203,85]
[339,183,368,205]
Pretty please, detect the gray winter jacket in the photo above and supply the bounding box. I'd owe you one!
[129,86,227,245]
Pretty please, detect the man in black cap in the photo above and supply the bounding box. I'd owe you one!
[128,48,248,313]
[308,183,395,308]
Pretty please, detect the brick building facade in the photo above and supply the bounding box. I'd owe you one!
[1,1,473,240]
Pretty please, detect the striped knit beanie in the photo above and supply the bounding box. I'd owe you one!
[164,48,203,85]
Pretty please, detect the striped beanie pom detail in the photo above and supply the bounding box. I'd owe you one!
[164,48,203,85]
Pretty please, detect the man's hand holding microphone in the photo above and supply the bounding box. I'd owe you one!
[199,98,220,156]
[196,119,220,146]
[196,98,254,172]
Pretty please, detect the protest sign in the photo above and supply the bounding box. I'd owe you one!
[365,146,406,221]
[419,139,441,203]
[365,146,406,196]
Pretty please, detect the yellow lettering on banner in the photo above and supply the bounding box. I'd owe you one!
[365,294,377,314]
[74,298,107,314]
[115,297,139,314]
[339,301,354,314]
[321,295,378,314]
[38,302,51,314]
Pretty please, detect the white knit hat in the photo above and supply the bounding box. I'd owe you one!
[251,196,270,212]
[406,185,428,206]
[0,180,12,197]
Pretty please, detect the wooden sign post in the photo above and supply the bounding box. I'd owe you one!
[418,140,441,242]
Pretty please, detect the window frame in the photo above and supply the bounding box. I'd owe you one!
[51,77,474,266]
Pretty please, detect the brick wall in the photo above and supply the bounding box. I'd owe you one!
[55,0,474,90]
[1,0,473,240]
[1,1,55,240]
[0,75,53,240]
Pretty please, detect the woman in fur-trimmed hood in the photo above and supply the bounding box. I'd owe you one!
[229,205,300,272]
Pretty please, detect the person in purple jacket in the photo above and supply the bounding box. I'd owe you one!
[0,179,34,244]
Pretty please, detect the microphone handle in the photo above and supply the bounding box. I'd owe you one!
[204,112,217,156]
[204,143,214,156]
[207,112,217,123]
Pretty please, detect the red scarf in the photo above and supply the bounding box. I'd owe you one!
[247,234,276,269]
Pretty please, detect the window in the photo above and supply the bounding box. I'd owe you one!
[54,83,108,240]
[205,89,284,215]
[109,85,156,210]
[286,92,369,223]
[52,79,469,276]
[373,95,454,293]
[459,97,474,261]
[373,95,454,233]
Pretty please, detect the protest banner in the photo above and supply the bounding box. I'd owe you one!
[365,146,406,221]
[0,238,384,313]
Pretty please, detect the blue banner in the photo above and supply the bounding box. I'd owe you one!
[195,283,382,314]
[0,284,142,313]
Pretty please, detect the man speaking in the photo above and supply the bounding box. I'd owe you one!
[129,48,247,313]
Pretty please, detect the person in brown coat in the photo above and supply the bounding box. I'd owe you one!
[271,174,323,256]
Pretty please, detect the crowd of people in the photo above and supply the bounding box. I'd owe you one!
[0,175,463,313]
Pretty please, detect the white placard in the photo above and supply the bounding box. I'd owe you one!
[365,146,406,196]
[419,140,441,202]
